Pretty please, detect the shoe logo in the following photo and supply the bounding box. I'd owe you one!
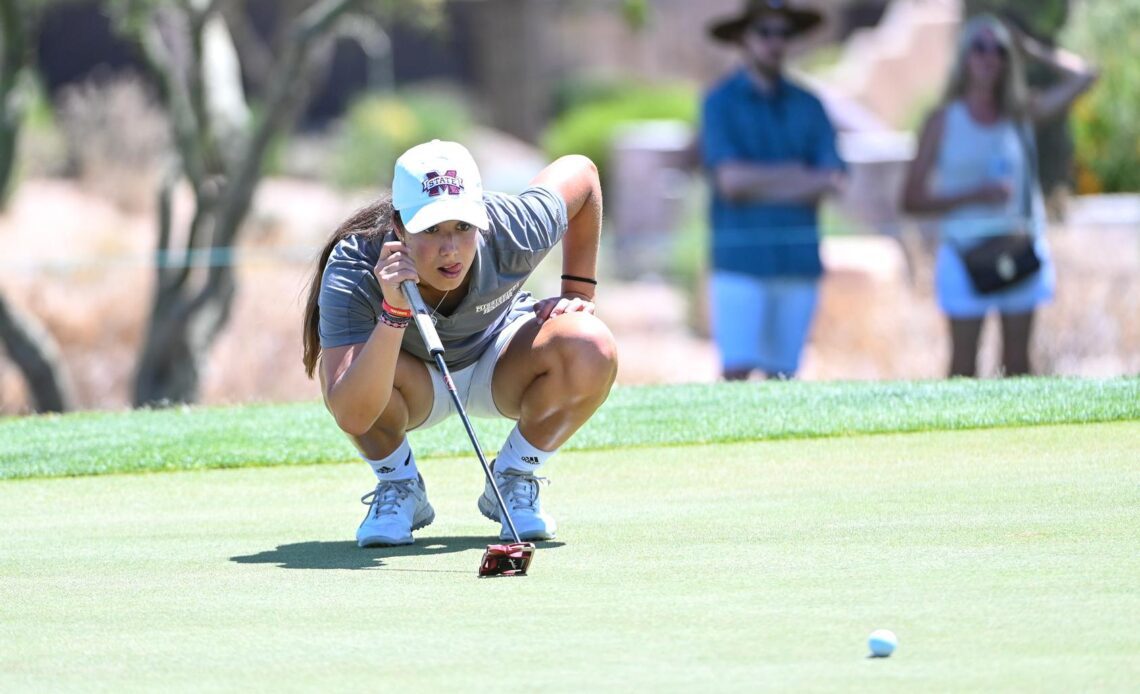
[521,456,540,465]
[376,453,412,477]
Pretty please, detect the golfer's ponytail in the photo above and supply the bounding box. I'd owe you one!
[301,197,394,378]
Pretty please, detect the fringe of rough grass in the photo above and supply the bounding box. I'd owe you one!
[1,377,1137,480]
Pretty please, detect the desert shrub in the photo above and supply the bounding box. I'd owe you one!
[56,73,171,211]
[1064,0,1140,192]
[331,86,472,190]
[964,0,1070,38]
[541,81,698,182]
[550,75,643,118]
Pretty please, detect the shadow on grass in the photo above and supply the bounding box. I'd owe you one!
[230,536,564,571]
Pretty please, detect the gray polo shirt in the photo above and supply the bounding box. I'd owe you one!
[318,185,568,370]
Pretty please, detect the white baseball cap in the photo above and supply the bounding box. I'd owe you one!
[392,139,489,233]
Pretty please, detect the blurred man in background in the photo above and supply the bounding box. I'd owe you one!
[701,0,845,380]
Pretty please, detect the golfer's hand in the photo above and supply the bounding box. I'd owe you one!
[533,293,595,324]
[374,237,418,311]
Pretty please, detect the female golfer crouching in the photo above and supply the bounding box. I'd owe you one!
[301,140,618,546]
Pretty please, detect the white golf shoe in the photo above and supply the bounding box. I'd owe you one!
[478,465,557,541]
[357,475,435,547]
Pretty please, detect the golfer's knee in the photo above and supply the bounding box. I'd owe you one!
[337,391,409,440]
[549,314,618,398]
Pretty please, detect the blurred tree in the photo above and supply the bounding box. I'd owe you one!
[963,0,1069,39]
[963,0,1075,201]
[0,0,42,205]
[468,0,555,141]
[107,0,441,407]
[0,293,75,412]
[1064,0,1140,192]
[620,0,649,33]
[0,0,75,412]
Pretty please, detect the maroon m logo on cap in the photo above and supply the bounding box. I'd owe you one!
[422,170,464,197]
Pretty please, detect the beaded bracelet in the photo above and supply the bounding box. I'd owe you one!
[378,310,410,329]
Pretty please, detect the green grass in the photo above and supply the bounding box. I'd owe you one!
[2,377,1137,480]
[2,422,1137,691]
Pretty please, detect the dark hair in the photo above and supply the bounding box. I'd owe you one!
[301,197,395,378]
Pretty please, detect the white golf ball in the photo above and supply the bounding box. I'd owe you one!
[868,629,898,657]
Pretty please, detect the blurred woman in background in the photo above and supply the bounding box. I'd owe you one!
[903,14,1097,377]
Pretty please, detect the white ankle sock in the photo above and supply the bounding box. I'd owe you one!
[495,425,553,474]
[362,438,419,481]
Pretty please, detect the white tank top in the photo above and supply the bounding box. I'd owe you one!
[934,100,1045,246]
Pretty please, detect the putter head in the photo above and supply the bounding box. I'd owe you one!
[478,542,535,577]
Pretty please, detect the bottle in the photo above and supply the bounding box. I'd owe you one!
[987,154,1012,185]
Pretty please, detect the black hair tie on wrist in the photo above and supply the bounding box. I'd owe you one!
[561,274,598,286]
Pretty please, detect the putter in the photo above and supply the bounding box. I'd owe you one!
[400,280,536,577]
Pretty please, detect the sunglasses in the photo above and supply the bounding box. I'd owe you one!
[751,23,792,40]
[969,39,1008,58]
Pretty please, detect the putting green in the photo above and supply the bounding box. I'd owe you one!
[2,422,1137,691]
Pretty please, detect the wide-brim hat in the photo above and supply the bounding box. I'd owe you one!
[708,0,823,43]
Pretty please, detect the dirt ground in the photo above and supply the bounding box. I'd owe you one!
[1,178,1137,414]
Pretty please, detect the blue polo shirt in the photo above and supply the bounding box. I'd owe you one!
[700,69,844,278]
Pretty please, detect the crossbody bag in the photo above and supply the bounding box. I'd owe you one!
[957,120,1042,294]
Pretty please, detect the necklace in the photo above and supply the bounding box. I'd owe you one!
[429,289,450,322]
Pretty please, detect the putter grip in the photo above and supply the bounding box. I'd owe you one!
[400,280,445,355]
